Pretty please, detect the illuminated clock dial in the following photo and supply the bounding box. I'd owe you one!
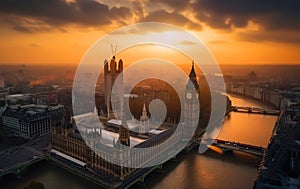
[186,92,192,99]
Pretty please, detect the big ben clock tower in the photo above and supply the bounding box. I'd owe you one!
[184,61,200,140]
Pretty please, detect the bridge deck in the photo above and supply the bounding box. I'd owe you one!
[231,106,279,115]
[199,138,265,157]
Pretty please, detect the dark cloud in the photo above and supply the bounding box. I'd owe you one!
[143,0,300,43]
[3,16,54,33]
[0,0,299,45]
[0,0,78,23]
[145,0,300,32]
[0,0,132,32]
[192,0,300,31]
[13,25,33,33]
[238,30,300,43]
[188,0,300,43]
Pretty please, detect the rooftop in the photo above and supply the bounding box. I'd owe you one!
[3,104,64,119]
[73,113,172,148]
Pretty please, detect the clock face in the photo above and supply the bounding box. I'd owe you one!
[186,92,192,99]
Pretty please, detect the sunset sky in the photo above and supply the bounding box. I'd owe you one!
[0,0,299,65]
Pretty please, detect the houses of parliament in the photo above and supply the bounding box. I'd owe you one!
[50,56,203,186]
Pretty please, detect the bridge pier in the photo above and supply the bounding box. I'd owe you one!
[221,148,233,156]
[248,108,252,113]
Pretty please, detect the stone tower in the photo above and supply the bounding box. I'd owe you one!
[184,61,200,140]
[104,56,123,119]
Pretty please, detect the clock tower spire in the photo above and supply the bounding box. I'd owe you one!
[184,61,200,140]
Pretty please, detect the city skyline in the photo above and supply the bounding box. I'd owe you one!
[0,0,299,65]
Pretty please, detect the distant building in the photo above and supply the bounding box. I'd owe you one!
[261,90,282,108]
[248,71,257,81]
[0,99,6,127]
[6,94,32,105]
[0,99,6,115]
[2,104,64,139]
[244,85,263,100]
[230,83,245,94]
[33,90,61,105]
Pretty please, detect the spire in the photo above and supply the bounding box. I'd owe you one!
[94,106,98,115]
[142,103,147,116]
[140,103,149,121]
[140,103,150,134]
[189,60,196,78]
[186,60,199,90]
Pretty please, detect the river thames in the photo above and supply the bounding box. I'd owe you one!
[2,94,277,189]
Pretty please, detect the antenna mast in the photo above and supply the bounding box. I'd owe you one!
[111,44,117,58]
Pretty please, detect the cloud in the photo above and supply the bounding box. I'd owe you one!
[179,40,197,45]
[3,16,54,33]
[0,0,299,45]
[141,10,202,30]
[237,30,300,43]
[208,40,229,44]
[110,22,176,35]
[143,0,300,43]
[147,0,191,11]
[13,25,33,33]
[144,0,300,32]
[0,0,132,32]
[192,0,300,31]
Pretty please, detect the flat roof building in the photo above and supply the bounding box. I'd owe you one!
[2,104,64,139]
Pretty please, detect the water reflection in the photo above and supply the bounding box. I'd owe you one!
[218,94,277,147]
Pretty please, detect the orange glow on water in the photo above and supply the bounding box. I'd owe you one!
[208,146,223,154]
